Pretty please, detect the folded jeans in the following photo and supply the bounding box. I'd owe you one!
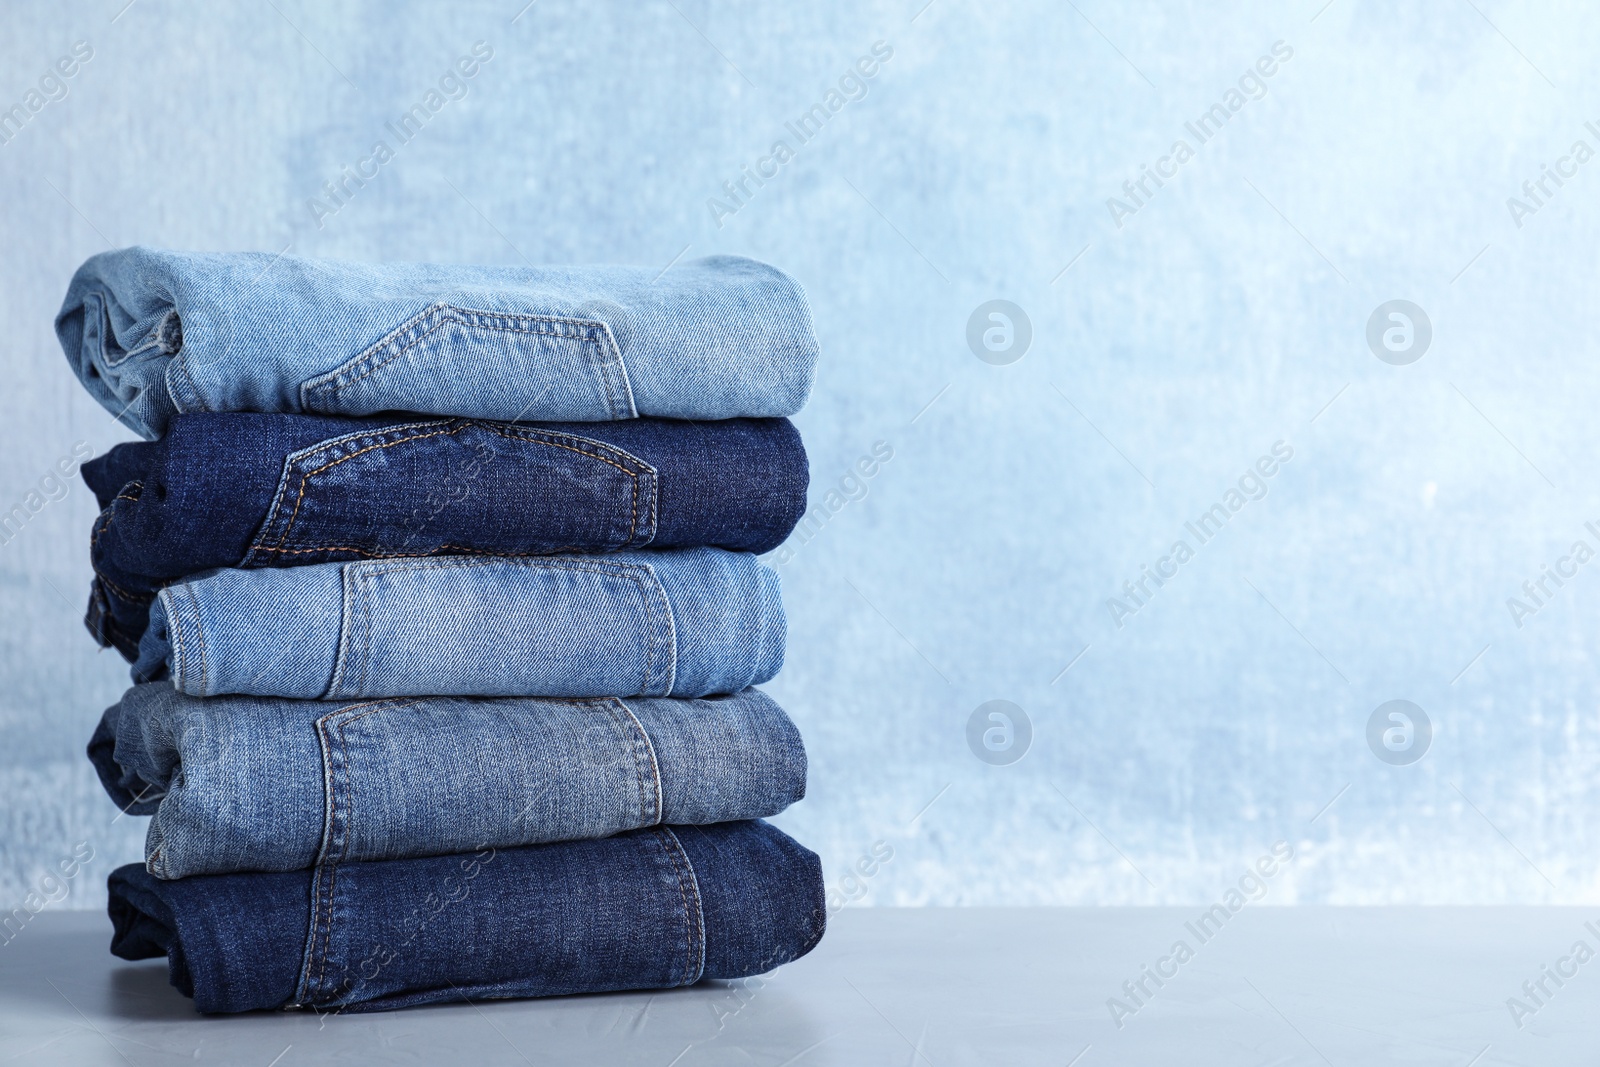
[56,247,819,440]
[82,412,807,660]
[108,820,826,1013]
[90,683,805,879]
[131,546,783,699]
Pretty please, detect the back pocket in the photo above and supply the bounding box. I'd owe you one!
[241,419,658,567]
[298,303,637,422]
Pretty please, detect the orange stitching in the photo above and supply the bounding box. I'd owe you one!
[92,570,156,604]
[275,427,462,551]
[250,542,579,557]
[269,422,644,553]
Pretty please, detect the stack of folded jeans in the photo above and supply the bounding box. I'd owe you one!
[57,248,826,1013]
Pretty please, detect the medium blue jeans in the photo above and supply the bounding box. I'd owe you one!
[131,547,783,698]
[108,820,826,1013]
[90,683,805,879]
[83,412,807,660]
[56,247,819,439]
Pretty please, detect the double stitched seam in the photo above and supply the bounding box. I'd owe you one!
[597,699,653,827]
[272,427,463,552]
[301,699,412,999]
[663,827,706,982]
[311,307,613,398]
[355,568,376,697]
[260,421,647,555]
[249,540,600,560]
[163,592,187,691]
[171,588,209,697]
[613,698,663,825]
[307,699,421,1000]
[636,567,674,697]
[652,828,702,984]
[167,353,206,413]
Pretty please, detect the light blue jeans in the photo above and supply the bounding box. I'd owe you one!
[91,683,807,879]
[133,547,784,699]
[56,247,819,439]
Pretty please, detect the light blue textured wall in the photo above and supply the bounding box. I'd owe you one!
[3,0,1598,911]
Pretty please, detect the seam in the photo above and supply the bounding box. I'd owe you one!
[640,563,676,697]
[355,563,374,696]
[168,352,207,414]
[163,591,186,691]
[664,827,706,983]
[246,541,596,559]
[178,583,208,698]
[597,699,652,828]
[613,698,663,826]
[91,570,157,604]
[304,698,421,1001]
[654,827,705,984]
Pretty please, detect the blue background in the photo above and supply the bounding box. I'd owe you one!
[4,0,1598,910]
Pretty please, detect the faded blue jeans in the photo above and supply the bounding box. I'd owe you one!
[90,683,806,879]
[56,247,819,439]
[132,547,783,699]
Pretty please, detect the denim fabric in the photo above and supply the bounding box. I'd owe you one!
[89,683,805,879]
[83,412,807,660]
[108,820,826,1013]
[57,247,819,440]
[130,546,783,699]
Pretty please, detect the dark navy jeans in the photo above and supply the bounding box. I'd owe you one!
[84,412,807,659]
[108,820,825,1013]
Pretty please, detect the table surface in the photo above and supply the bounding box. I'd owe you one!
[0,907,1594,1065]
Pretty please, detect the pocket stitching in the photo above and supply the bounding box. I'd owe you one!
[299,304,628,417]
[337,555,673,697]
[249,420,653,560]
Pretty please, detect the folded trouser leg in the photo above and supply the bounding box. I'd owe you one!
[107,820,826,1013]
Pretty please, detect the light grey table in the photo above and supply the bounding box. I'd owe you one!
[0,907,1593,1064]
